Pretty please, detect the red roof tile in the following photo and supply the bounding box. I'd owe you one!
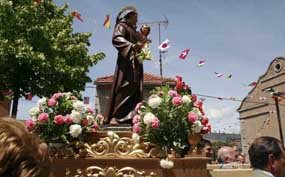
[95,73,176,85]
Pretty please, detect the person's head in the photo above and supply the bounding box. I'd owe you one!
[199,139,213,158]
[116,6,138,27]
[248,136,285,177]
[0,117,51,177]
[237,152,246,164]
[217,146,236,164]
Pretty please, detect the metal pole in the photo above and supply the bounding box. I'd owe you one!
[274,96,284,145]
[158,23,163,86]
[139,18,168,86]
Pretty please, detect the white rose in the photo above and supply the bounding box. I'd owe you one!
[160,159,174,169]
[132,133,140,144]
[192,107,203,117]
[182,95,191,104]
[29,107,40,117]
[148,95,162,109]
[86,115,94,125]
[192,120,203,133]
[37,97,47,110]
[143,112,155,125]
[73,100,85,112]
[71,110,82,123]
[69,124,82,138]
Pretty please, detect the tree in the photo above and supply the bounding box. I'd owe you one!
[0,0,105,117]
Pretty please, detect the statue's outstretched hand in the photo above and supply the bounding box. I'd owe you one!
[132,42,143,52]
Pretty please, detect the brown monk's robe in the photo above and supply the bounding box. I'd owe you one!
[105,22,143,124]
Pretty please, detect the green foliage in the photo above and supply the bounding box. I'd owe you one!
[0,0,105,100]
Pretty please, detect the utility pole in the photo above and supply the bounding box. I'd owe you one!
[139,17,168,85]
[265,88,284,146]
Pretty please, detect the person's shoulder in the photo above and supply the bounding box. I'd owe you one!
[251,169,274,177]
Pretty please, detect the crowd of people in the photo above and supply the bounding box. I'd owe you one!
[200,137,285,177]
[199,139,246,165]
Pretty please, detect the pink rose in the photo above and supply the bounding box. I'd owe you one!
[172,96,182,106]
[64,115,73,124]
[132,123,141,133]
[92,122,99,132]
[201,124,211,134]
[38,113,49,122]
[135,102,142,112]
[86,106,94,113]
[132,115,141,124]
[25,119,36,131]
[187,112,198,123]
[195,100,205,115]
[168,90,178,97]
[52,92,64,100]
[54,115,64,125]
[191,94,197,102]
[151,117,160,129]
[81,118,89,126]
[48,98,57,107]
[201,116,209,126]
[96,113,104,124]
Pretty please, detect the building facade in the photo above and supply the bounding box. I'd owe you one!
[238,57,285,155]
[94,73,176,116]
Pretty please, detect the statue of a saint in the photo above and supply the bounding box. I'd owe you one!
[105,6,146,125]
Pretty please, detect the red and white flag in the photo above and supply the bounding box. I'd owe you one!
[158,39,170,52]
[71,11,83,22]
[179,49,190,60]
[214,72,224,78]
[197,60,205,67]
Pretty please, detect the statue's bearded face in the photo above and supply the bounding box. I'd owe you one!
[127,12,138,27]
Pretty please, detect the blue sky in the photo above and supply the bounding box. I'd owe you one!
[17,0,285,133]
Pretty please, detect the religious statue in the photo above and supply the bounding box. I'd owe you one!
[105,6,149,125]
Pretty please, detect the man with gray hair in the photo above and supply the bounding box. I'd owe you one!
[217,146,237,168]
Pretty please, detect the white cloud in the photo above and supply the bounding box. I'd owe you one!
[206,107,234,119]
[206,106,240,133]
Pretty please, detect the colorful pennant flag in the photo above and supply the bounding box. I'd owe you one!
[83,96,90,104]
[197,60,205,67]
[179,49,190,60]
[158,39,170,52]
[103,14,111,29]
[214,72,224,78]
[248,81,257,87]
[71,11,83,22]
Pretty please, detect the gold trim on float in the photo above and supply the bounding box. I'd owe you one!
[65,166,158,177]
[84,131,165,158]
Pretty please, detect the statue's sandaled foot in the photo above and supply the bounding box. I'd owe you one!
[109,118,119,126]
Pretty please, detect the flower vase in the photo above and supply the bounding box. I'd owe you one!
[187,133,202,155]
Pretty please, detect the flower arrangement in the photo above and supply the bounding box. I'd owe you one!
[136,43,152,62]
[26,92,103,144]
[132,76,211,166]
